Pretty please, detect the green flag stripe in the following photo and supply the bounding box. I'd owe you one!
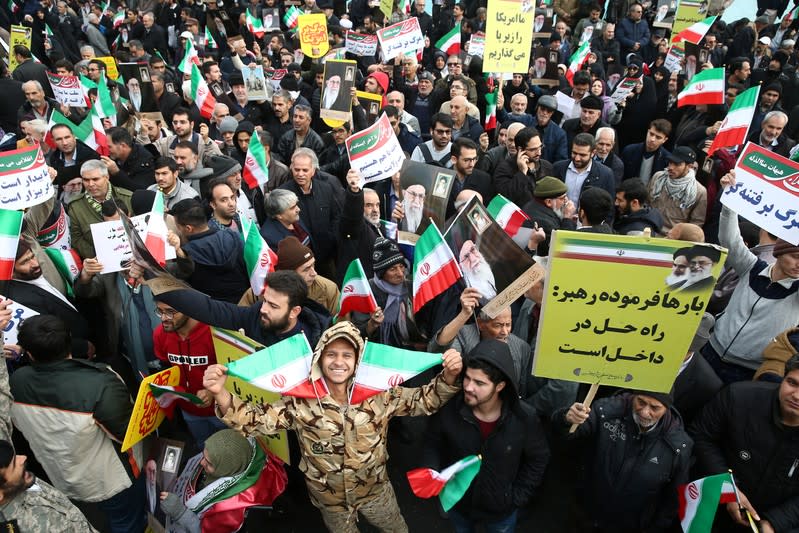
[0,210,22,237]
[226,334,311,377]
[363,342,442,373]
[559,236,676,253]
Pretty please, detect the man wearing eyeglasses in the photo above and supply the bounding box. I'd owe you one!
[434,56,477,103]
[616,2,650,63]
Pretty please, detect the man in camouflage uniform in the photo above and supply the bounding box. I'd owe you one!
[203,321,463,532]
[0,301,98,532]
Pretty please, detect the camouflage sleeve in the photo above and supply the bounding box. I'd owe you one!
[0,358,13,443]
[389,372,460,418]
[4,480,100,533]
[218,394,296,436]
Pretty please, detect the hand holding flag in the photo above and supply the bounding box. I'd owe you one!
[407,455,482,511]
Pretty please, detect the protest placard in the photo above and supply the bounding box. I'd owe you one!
[483,0,533,73]
[9,26,31,72]
[467,32,485,58]
[664,43,685,73]
[533,231,726,392]
[90,213,176,274]
[398,160,456,237]
[95,56,119,80]
[122,366,181,451]
[1,299,38,346]
[346,113,405,185]
[242,64,268,101]
[722,142,799,245]
[298,13,329,58]
[264,68,288,92]
[444,197,545,318]
[346,31,379,56]
[211,327,290,463]
[47,72,85,108]
[377,18,425,61]
[609,77,640,105]
[320,59,357,122]
[0,146,53,211]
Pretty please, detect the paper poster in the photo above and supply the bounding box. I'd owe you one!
[0,146,53,211]
[9,26,31,73]
[653,0,678,29]
[397,160,455,237]
[443,197,545,318]
[529,47,560,87]
[320,59,356,122]
[117,62,159,113]
[531,7,554,38]
[264,68,287,92]
[242,64,268,101]
[47,72,85,108]
[483,0,533,73]
[211,327,290,464]
[346,113,405,185]
[467,32,485,58]
[122,366,181,451]
[298,13,329,58]
[671,0,705,40]
[722,142,799,245]
[609,76,641,105]
[90,213,176,274]
[1,299,38,346]
[345,31,379,56]
[263,7,280,31]
[664,43,685,73]
[377,18,425,61]
[533,231,726,392]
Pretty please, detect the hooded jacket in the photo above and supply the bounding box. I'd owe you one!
[423,340,550,522]
[182,226,250,304]
[613,205,665,235]
[218,322,460,515]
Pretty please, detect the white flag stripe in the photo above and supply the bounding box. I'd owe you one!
[248,355,313,392]
[413,239,460,294]
[354,361,420,388]
[0,236,18,257]
[563,244,673,262]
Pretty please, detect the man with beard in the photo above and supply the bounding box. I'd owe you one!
[102,127,156,191]
[553,133,616,213]
[647,146,707,233]
[338,170,383,282]
[521,176,576,256]
[322,75,349,110]
[173,141,213,195]
[747,111,795,158]
[207,179,241,233]
[410,113,454,168]
[152,108,221,169]
[562,95,609,146]
[665,248,690,289]
[399,183,427,233]
[147,157,199,211]
[495,127,555,207]
[678,245,720,292]
[613,178,664,235]
[459,240,497,302]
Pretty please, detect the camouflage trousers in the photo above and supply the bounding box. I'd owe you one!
[317,480,409,533]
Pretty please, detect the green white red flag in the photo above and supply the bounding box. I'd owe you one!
[672,16,717,44]
[679,472,737,532]
[94,72,117,122]
[487,194,529,237]
[205,27,218,49]
[241,217,276,296]
[787,5,799,21]
[178,38,200,75]
[149,384,204,408]
[407,455,482,511]
[242,132,269,190]
[112,10,125,28]
[8,0,19,14]
[566,41,591,85]
[89,104,109,156]
[44,248,82,297]
[144,192,167,267]
[336,259,377,320]
[0,209,23,280]
[283,6,300,29]
[45,109,93,149]
[413,223,462,312]
[246,8,266,38]
[226,333,326,398]
[435,23,460,56]
[677,67,724,107]
[708,85,759,156]
[349,341,445,404]
[189,63,216,119]
[484,85,497,131]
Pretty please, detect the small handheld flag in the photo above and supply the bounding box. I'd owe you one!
[336,259,378,320]
[407,455,482,511]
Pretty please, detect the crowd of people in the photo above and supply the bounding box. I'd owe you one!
[0,0,799,531]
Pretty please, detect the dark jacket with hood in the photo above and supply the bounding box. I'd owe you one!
[613,206,665,235]
[231,121,255,167]
[423,340,551,522]
[554,393,692,532]
[181,226,250,304]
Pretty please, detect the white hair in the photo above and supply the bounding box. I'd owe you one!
[596,127,616,142]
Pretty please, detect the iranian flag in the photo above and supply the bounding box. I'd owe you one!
[241,217,276,296]
[242,132,269,190]
[45,23,55,39]
[144,192,168,267]
[246,8,266,38]
[283,5,300,30]
[205,27,218,49]
[336,259,377,320]
[149,384,204,409]
[407,455,482,511]
[94,72,117,122]
[677,67,724,107]
[225,333,328,398]
[8,0,19,14]
[89,105,109,156]
[566,41,591,85]
[679,473,737,532]
[672,16,717,44]
[399,0,410,15]
[435,23,460,56]
[112,9,124,28]
[487,194,529,237]
[44,248,82,297]
[708,85,759,156]
[178,38,200,75]
[413,224,461,313]
[45,110,93,149]
[349,341,445,404]
[786,5,799,21]
[484,86,497,131]
[0,209,23,280]
[189,63,216,119]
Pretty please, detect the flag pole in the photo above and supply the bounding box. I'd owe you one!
[728,469,758,533]
[569,382,599,433]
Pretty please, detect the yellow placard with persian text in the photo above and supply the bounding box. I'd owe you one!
[482,0,533,73]
[122,366,180,452]
[9,25,32,73]
[533,231,726,392]
[95,56,119,80]
[298,13,329,58]
[211,328,290,464]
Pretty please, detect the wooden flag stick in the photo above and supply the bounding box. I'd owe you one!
[569,382,599,433]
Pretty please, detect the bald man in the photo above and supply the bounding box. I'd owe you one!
[449,95,484,143]
[387,91,420,134]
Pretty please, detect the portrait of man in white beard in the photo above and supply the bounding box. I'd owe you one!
[459,239,497,302]
[403,183,427,233]
[127,77,142,111]
[665,248,690,290]
[322,75,342,109]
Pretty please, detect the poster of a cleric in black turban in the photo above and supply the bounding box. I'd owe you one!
[444,197,544,318]
[118,62,159,113]
[397,160,456,241]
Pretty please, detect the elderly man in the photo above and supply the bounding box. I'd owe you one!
[68,160,133,259]
[522,176,577,256]
[530,95,568,163]
[593,127,624,186]
[497,93,535,128]
[399,183,427,233]
[387,91,420,134]
[274,104,325,164]
[338,170,383,282]
[478,123,525,176]
[747,110,795,158]
[449,95,483,143]
[616,2,650,61]
[260,189,312,251]
[562,95,608,146]
[136,11,169,60]
[647,146,707,233]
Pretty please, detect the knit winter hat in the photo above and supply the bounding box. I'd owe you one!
[635,390,673,409]
[533,176,568,199]
[372,237,405,278]
[276,236,314,271]
[208,155,242,180]
[204,429,252,478]
[773,239,799,258]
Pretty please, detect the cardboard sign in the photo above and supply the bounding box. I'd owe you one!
[0,299,38,346]
[483,1,533,73]
[377,18,424,61]
[90,213,176,274]
[47,72,85,108]
[346,31,378,56]
[298,13,329,58]
[0,146,53,211]
[122,366,181,452]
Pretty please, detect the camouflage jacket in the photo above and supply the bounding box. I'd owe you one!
[219,374,459,513]
[0,479,98,533]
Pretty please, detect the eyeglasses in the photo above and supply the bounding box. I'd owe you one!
[433,128,452,135]
[447,62,461,67]
[460,157,478,163]
[155,308,177,319]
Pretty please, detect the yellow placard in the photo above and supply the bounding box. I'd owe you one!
[9,25,32,73]
[211,328,290,464]
[671,0,704,40]
[95,56,119,80]
[483,0,533,73]
[533,231,727,392]
[121,366,180,452]
[379,0,393,23]
[298,13,329,58]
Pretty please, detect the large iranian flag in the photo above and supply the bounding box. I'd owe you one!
[0,209,23,280]
[407,455,482,511]
[672,16,717,44]
[679,473,737,532]
[566,41,591,85]
[189,63,216,119]
[225,333,326,398]
[413,224,461,312]
[144,192,167,267]
[242,132,269,190]
[349,341,445,404]
[241,217,276,296]
[487,194,529,237]
[246,8,266,38]
[337,258,377,319]
[435,23,460,56]
[677,68,724,107]
[708,85,759,156]
[46,110,93,149]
